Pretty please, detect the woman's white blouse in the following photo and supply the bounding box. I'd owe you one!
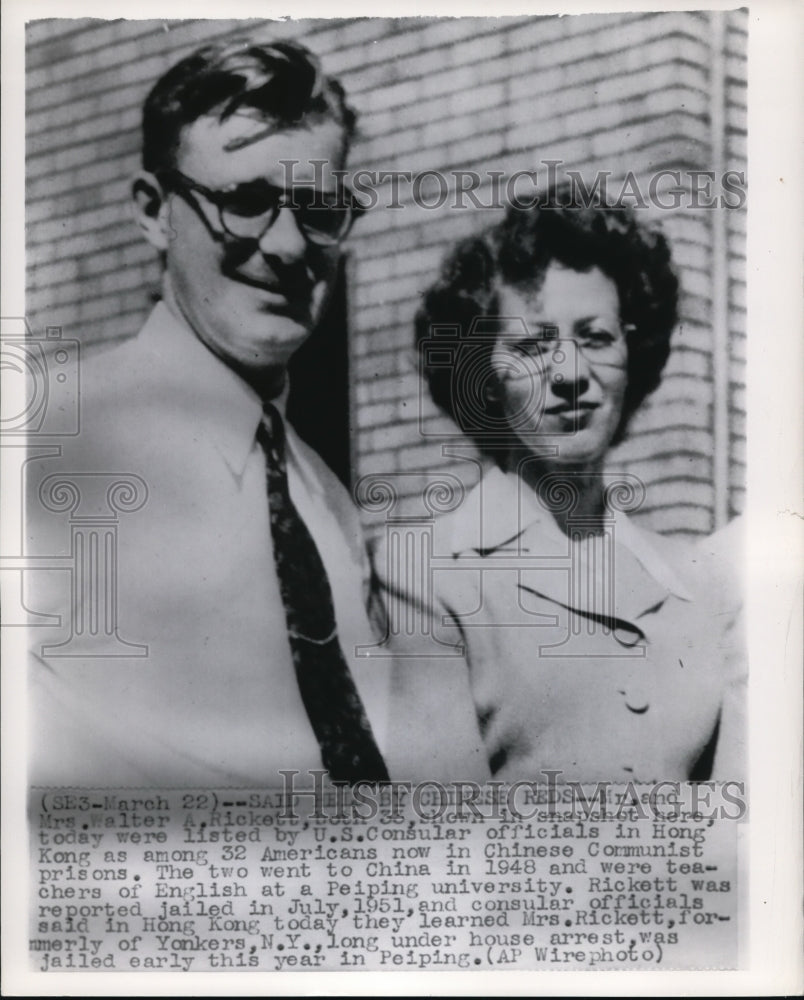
[377,466,745,783]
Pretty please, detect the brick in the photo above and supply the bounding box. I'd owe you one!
[27,104,141,157]
[26,87,137,138]
[727,208,747,238]
[636,502,714,537]
[354,323,409,359]
[27,158,134,205]
[355,372,418,405]
[334,18,477,93]
[354,448,400,478]
[28,257,80,289]
[503,11,619,58]
[28,205,132,246]
[353,268,433,309]
[360,93,456,139]
[397,442,448,472]
[27,50,169,115]
[447,29,508,67]
[357,125,423,166]
[351,302,401,333]
[352,216,431,252]
[726,81,747,111]
[27,33,145,92]
[729,333,746,366]
[27,18,194,72]
[61,308,149,345]
[615,424,713,462]
[27,129,139,179]
[592,112,710,160]
[728,255,746,284]
[32,17,283,92]
[357,401,400,429]
[359,76,423,114]
[362,420,421,452]
[354,351,404,382]
[665,338,714,373]
[670,238,709,271]
[632,458,714,494]
[642,480,714,512]
[357,245,443,285]
[514,21,709,78]
[645,86,708,119]
[361,319,419,359]
[727,133,747,159]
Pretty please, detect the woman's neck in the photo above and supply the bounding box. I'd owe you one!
[504,450,608,535]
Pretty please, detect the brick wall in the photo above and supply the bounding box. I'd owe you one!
[26,13,747,539]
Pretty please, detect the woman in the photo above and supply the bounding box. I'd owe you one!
[377,193,744,783]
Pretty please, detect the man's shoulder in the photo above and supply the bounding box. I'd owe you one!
[66,329,174,459]
[64,306,169,413]
[27,311,209,503]
[81,332,146,392]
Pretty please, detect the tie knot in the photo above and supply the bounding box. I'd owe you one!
[260,403,287,472]
[262,401,285,442]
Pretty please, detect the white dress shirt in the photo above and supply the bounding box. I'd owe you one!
[26,303,390,786]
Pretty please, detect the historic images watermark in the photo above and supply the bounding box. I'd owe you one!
[278,159,747,212]
[273,770,748,823]
[0,315,149,653]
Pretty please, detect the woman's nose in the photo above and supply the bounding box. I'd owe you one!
[549,340,591,396]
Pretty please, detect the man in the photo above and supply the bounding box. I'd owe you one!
[26,38,393,786]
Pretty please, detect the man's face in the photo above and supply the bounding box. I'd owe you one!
[163,112,346,378]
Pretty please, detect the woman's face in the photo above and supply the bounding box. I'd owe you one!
[491,263,629,469]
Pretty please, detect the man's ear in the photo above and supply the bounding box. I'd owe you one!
[131,171,173,251]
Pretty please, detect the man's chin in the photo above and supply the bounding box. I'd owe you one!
[245,316,314,370]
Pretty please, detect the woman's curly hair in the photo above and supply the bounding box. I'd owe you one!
[416,191,680,456]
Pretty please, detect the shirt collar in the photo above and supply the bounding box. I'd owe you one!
[449,465,692,602]
[137,302,284,478]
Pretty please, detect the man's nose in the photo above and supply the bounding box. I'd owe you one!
[257,205,308,263]
[549,340,591,396]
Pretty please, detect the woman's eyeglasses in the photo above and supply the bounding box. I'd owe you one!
[158,168,365,247]
[510,322,633,369]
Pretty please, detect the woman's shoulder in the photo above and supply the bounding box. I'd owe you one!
[627,517,743,615]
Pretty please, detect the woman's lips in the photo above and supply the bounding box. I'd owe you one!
[545,403,599,429]
[545,402,599,416]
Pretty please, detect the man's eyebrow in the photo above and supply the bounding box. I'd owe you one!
[223,123,278,151]
[216,177,277,194]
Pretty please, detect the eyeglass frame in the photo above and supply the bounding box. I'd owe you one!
[156,167,366,247]
[500,320,635,371]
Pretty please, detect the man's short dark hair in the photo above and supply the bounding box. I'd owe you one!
[416,192,680,456]
[142,37,357,173]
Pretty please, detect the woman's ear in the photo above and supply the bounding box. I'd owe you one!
[483,375,501,406]
[131,172,173,251]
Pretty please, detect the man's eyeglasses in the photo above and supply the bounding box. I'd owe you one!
[158,168,365,247]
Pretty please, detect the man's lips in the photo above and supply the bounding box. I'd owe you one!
[230,270,313,304]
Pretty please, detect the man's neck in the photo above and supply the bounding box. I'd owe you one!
[160,275,288,403]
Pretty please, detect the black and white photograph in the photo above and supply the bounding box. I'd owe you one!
[2,0,801,994]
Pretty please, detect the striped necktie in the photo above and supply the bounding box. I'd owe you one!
[258,403,389,783]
